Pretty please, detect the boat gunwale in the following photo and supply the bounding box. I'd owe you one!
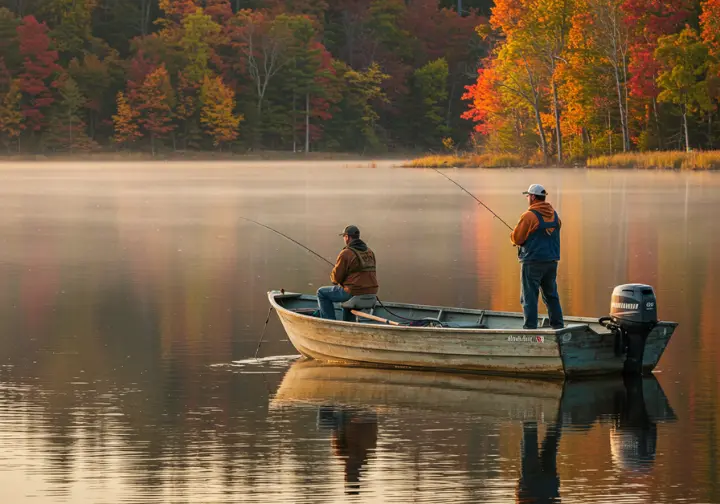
[269,291,583,335]
[268,290,679,335]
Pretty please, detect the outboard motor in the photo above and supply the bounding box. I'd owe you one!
[599,284,658,375]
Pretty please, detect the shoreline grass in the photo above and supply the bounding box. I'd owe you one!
[586,151,720,170]
[401,153,526,168]
[403,151,720,170]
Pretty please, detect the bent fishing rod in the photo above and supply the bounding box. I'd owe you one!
[238,217,335,267]
[431,168,514,231]
[241,216,334,358]
[240,217,422,342]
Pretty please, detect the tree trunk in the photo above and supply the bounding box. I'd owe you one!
[255,98,263,149]
[533,103,548,164]
[522,61,548,163]
[613,65,628,152]
[551,78,562,164]
[621,58,630,151]
[292,91,297,153]
[89,110,96,139]
[305,93,310,154]
[141,0,152,36]
[652,98,663,149]
[69,111,74,154]
[683,104,690,153]
[445,78,457,131]
[708,113,713,150]
[608,108,613,154]
[457,0,462,15]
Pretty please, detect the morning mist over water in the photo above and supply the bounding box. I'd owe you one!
[0,161,717,503]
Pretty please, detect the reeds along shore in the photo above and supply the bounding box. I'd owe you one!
[404,151,720,170]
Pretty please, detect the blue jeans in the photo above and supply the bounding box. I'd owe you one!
[521,261,564,329]
[317,285,352,320]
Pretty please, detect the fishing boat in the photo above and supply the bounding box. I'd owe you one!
[267,283,678,378]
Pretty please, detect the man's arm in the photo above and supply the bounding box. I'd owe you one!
[331,250,350,285]
[510,211,539,246]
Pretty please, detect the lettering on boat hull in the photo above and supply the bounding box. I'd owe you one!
[507,335,545,343]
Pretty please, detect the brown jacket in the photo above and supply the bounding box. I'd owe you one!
[331,239,379,296]
[510,201,561,246]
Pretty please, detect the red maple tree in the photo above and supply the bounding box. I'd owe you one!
[621,0,692,99]
[16,16,61,132]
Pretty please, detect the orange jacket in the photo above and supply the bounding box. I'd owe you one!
[510,201,561,246]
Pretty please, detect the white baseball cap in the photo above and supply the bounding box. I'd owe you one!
[523,184,547,196]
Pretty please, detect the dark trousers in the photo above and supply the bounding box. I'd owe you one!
[521,261,564,329]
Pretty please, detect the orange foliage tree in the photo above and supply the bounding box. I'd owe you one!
[112,91,141,146]
[137,65,176,154]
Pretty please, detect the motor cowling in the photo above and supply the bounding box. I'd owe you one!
[600,284,658,375]
[610,284,658,330]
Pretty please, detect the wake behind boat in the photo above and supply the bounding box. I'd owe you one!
[267,284,677,379]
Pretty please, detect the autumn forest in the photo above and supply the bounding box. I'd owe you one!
[0,0,718,161]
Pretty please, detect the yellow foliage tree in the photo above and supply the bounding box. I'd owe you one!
[112,91,142,145]
[0,80,24,151]
[200,75,242,148]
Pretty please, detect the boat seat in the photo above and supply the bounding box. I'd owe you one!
[341,295,378,310]
[341,295,378,322]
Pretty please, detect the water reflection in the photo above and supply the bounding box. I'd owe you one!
[0,165,716,502]
[518,421,561,503]
[272,360,677,503]
[318,407,378,495]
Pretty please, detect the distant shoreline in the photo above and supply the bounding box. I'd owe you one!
[0,150,414,163]
[4,150,719,171]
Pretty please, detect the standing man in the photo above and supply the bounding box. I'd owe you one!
[511,184,564,329]
[317,225,378,320]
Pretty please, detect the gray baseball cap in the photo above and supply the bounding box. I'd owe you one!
[339,225,360,236]
[522,184,548,196]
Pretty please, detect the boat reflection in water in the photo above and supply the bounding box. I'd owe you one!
[271,361,676,501]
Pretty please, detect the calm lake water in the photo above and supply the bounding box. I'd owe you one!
[0,161,717,503]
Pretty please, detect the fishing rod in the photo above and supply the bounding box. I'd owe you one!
[239,217,335,267]
[241,216,334,359]
[241,216,426,340]
[254,305,274,359]
[432,168,514,231]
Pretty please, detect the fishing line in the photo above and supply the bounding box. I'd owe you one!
[239,216,335,267]
[431,168,514,231]
[241,217,426,325]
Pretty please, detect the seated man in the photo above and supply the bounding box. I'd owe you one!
[317,225,378,320]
